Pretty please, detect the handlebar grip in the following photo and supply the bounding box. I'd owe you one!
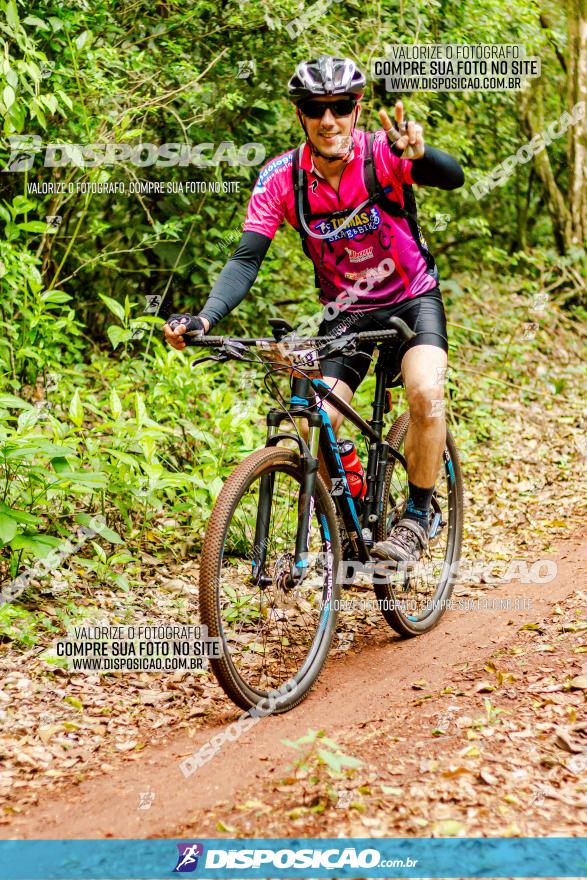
[184,334,224,346]
[353,320,416,344]
[354,329,399,342]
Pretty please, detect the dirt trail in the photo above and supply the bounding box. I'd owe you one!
[2,534,585,840]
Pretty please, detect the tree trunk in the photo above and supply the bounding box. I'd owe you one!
[567,0,587,246]
[519,83,573,252]
[520,0,587,252]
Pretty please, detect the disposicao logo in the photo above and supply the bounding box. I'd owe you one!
[172,843,204,873]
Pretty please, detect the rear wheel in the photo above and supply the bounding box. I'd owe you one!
[373,411,464,636]
[199,446,341,713]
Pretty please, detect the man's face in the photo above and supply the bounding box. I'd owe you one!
[298,95,361,159]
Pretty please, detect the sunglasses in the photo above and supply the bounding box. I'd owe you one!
[299,97,358,119]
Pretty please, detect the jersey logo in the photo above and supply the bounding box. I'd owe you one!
[310,179,318,193]
[255,153,294,190]
[345,246,374,263]
[344,263,395,282]
[315,207,381,242]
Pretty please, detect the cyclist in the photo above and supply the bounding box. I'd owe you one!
[164,55,464,564]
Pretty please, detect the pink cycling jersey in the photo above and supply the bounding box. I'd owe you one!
[244,127,438,311]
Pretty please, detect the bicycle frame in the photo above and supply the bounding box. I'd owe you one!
[255,344,408,588]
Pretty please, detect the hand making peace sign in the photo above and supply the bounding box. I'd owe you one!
[378,100,425,160]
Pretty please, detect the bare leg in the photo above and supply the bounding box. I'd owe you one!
[402,345,448,488]
[371,345,448,562]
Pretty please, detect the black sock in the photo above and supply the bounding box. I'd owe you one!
[404,481,434,525]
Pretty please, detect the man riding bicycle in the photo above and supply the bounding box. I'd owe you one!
[164,55,464,565]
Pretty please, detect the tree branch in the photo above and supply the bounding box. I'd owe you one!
[539,12,567,73]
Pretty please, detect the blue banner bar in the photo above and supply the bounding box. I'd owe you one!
[0,838,585,879]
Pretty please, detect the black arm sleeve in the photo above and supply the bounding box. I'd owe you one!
[391,143,465,190]
[198,231,272,329]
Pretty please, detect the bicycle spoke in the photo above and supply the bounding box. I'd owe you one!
[216,465,333,692]
[376,422,462,630]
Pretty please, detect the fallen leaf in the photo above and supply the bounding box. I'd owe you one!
[569,676,587,690]
[431,819,467,837]
[460,745,481,758]
[527,683,563,693]
[442,766,472,779]
[554,727,586,754]
[114,741,137,752]
[38,724,62,745]
[64,696,83,711]
[479,768,499,785]
[238,799,269,811]
[379,784,403,796]
[475,681,495,693]
[139,690,166,705]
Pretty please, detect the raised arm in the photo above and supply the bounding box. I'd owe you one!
[378,100,465,191]
[408,146,464,190]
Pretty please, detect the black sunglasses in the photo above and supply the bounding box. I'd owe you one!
[299,97,358,119]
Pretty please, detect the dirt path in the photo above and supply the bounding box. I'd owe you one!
[2,533,585,840]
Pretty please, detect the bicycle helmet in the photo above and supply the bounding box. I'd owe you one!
[288,56,366,163]
[288,55,366,104]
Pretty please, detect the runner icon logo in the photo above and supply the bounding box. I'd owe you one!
[173,843,204,873]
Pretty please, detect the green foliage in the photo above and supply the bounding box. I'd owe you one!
[283,728,363,780]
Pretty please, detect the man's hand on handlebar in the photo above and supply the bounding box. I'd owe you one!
[163,314,210,350]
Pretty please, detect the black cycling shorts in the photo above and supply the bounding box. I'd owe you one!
[316,288,448,393]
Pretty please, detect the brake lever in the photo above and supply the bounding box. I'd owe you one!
[191,352,229,368]
[191,340,249,368]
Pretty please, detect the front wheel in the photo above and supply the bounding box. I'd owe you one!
[374,411,464,636]
[199,446,341,713]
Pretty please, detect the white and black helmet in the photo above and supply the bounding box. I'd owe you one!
[288,55,366,104]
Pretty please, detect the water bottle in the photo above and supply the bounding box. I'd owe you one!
[337,439,367,499]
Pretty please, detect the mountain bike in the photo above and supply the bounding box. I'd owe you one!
[191,316,463,713]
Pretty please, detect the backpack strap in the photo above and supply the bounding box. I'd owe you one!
[292,144,310,241]
[363,131,385,203]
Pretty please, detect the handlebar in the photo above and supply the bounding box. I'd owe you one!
[185,316,416,348]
